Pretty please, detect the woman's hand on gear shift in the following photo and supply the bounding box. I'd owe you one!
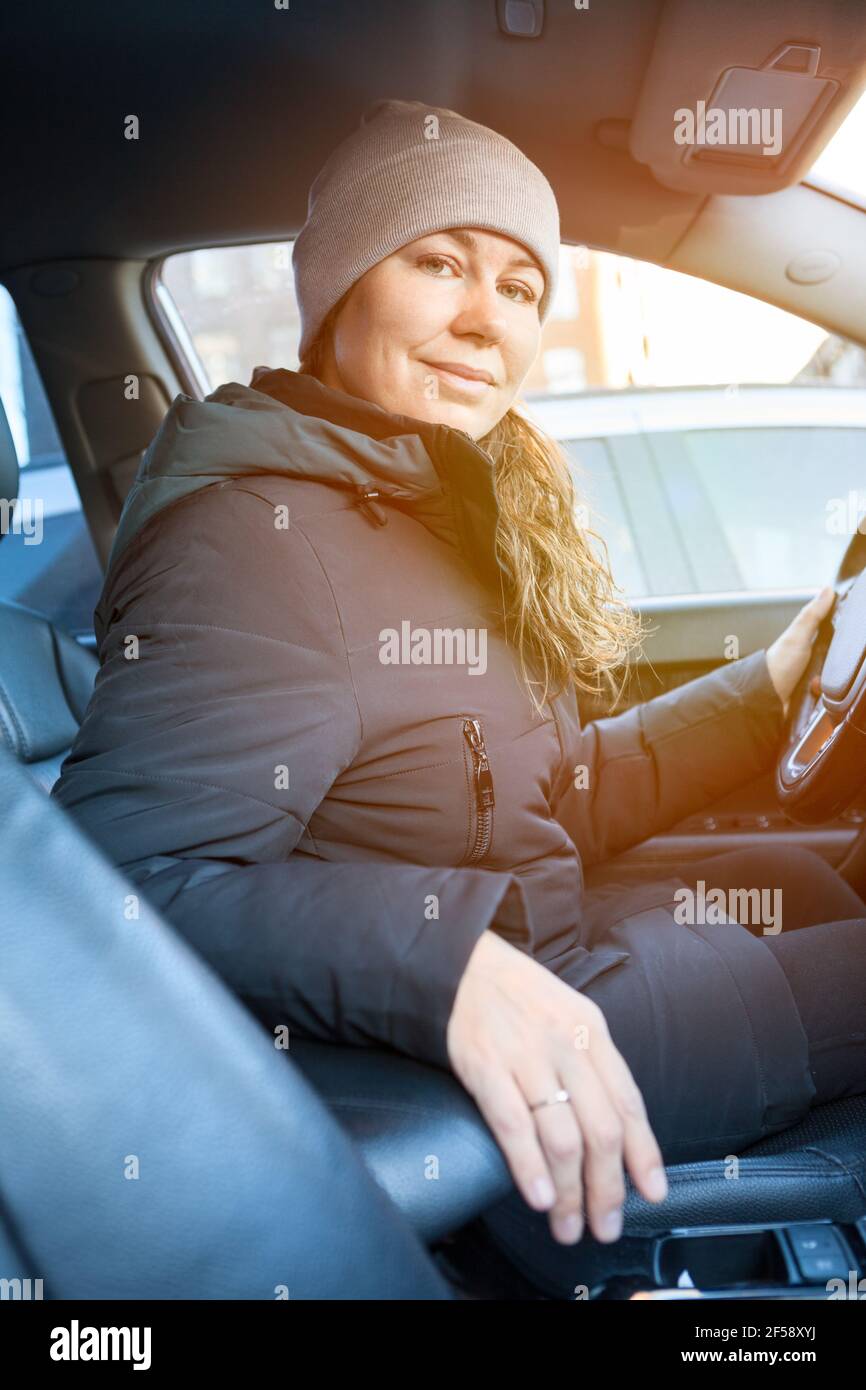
[446,929,668,1246]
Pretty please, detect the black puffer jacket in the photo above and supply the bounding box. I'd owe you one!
[52,367,787,1070]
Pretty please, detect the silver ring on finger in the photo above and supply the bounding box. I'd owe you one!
[529,1088,571,1112]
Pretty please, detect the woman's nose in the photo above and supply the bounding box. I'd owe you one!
[450,281,508,343]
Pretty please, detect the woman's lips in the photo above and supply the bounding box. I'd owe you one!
[420,362,495,398]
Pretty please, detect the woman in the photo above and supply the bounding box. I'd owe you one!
[53,99,866,1289]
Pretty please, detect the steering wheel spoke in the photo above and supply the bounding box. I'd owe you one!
[775,566,866,826]
[780,697,841,786]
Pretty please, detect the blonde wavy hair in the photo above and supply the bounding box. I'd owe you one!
[300,298,649,718]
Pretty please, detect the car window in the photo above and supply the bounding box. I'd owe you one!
[654,424,866,592]
[809,89,866,207]
[158,243,866,601]
[160,243,301,392]
[559,437,647,598]
[0,284,103,639]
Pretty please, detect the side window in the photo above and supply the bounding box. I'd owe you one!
[157,242,866,601]
[527,248,866,597]
[648,424,866,592]
[159,242,301,389]
[0,285,103,638]
[559,437,647,598]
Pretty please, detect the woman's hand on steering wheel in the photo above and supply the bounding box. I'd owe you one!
[765,586,837,719]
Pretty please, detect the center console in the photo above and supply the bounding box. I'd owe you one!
[594,1217,866,1300]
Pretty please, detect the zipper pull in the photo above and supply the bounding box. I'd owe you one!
[463,718,495,808]
[352,482,388,527]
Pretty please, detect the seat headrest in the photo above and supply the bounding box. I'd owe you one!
[0,395,21,541]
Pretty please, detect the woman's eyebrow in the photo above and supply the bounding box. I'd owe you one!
[434,228,543,275]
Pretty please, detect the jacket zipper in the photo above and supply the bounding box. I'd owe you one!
[351,482,388,527]
[462,717,495,864]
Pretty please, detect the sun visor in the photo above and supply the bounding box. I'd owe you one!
[627,0,866,195]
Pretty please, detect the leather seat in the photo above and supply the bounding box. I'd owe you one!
[0,402,98,790]
[2,397,863,1270]
[0,742,451,1298]
[291,1043,866,1246]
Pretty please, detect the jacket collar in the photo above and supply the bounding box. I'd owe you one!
[250,367,505,595]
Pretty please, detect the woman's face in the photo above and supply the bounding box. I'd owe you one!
[316,227,546,438]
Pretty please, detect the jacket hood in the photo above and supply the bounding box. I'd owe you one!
[104,366,505,595]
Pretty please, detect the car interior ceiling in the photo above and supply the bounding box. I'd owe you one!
[4,0,866,1305]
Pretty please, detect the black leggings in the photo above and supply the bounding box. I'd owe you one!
[478,846,866,1294]
[681,846,866,1106]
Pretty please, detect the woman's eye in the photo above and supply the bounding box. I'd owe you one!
[416,255,537,303]
[418,254,457,276]
[500,281,537,304]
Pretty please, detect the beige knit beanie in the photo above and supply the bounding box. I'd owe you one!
[292,97,561,362]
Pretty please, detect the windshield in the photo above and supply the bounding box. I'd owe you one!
[808,89,866,204]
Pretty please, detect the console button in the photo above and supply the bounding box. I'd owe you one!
[788,1225,849,1281]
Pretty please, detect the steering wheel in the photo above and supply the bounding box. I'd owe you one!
[776,532,866,826]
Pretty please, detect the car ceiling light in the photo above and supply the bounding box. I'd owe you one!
[496,0,544,40]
